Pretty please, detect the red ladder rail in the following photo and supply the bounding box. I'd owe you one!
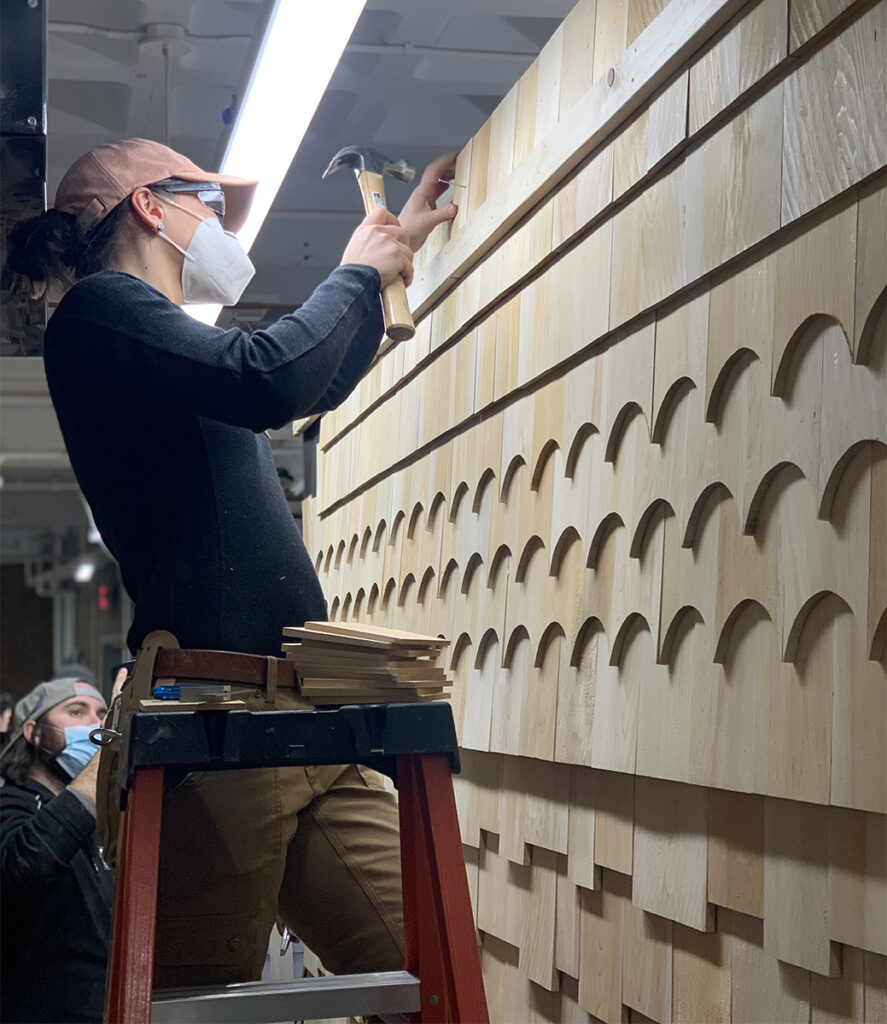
[104,754,488,1023]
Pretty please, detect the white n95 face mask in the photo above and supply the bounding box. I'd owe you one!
[158,204,255,306]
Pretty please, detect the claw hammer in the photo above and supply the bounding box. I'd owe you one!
[323,144,416,343]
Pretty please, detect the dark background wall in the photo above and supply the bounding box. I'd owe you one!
[1,564,53,699]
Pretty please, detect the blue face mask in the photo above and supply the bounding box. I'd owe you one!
[54,725,100,777]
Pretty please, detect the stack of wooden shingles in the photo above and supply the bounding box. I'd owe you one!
[281,621,451,704]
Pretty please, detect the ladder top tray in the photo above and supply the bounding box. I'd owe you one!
[117,702,460,794]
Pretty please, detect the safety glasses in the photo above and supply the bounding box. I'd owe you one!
[149,180,226,221]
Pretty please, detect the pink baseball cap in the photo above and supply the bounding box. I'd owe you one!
[54,137,258,234]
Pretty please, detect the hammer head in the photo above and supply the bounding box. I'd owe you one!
[322,145,415,183]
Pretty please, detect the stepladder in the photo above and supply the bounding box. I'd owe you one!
[99,639,489,1023]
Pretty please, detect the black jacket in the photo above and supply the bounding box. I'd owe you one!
[0,779,113,1023]
[43,265,383,656]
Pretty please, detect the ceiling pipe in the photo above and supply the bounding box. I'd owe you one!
[48,22,537,61]
[347,41,536,61]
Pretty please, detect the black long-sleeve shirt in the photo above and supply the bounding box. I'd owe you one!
[44,265,383,655]
[0,780,113,1023]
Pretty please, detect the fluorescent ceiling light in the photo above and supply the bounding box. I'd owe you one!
[187,0,366,325]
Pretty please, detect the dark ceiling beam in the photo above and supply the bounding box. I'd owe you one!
[1,0,48,355]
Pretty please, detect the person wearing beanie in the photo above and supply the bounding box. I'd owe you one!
[5,137,458,989]
[0,679,111,1023]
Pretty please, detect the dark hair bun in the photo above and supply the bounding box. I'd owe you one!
[6,209,79,285]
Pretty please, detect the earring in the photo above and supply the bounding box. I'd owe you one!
[156,222,164,232]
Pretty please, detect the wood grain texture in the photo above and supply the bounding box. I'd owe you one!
[672,921,731,1024]
[812,945,866,1023]
[568,765,602,891]
[613,68,688,201]
[535,22,564,146]
[519,845,559,989]
[486,85,517,198]
[579,870,632,1023]
[559,0,597,117]
[555,853,582,977]
[593,771,635,875]
[854,175,887,361]
[781,1,887,223]
[707,789,764,917]
[828,590,887,814]
[621,901,673,1022]
[688,0,787,133]
[407,0,747,320]
[722,908,812,1024]
[682,81,783,285]
[763,797,839,976]
[790,0,859,51]
[828,807,887,956]
[867,952,887,1024]
[633,777,714,932]
[609,162,683,328]
[305,1,886,1020]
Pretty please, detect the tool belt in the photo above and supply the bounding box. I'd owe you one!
[95,630,298,867]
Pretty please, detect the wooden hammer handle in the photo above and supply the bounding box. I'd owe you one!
[355,170,415,343]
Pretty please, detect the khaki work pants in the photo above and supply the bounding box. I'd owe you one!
[133,690,405,989]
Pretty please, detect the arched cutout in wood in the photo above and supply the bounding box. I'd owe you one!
[774,313,849,398]
[651,377,695,445]
[398,573,416,608]
[407,502,424,540]
[565,423,599,479]
[449,481,470,522]
[418,566,436,606]
[438,558,460,599]
[745,461,805,537]
[334,539,346,571]
[488,545,512,590]
[856,285,886,367]
[587,513,624,569]
[461,553,484,595]
[705,348,758,424]
[658,605,704,665]
[784,589,853,664]
[475,628,500,670]
[515,535,545,583]
[630,498,674,559]
[473,468,497,514]
[683,481,733,550]
[500,455,526,504]
[451,632,473,674]
[609,613,649,667]
[605,402,645,463]
[550,526,582,577]
[819,440,884,522]
[427,491,447,532]
[535,621,566,668]
[346,533,360,566]
[531,439,559,492]
[372,519,387,553]
[503,625,531,669]
[570,617,604,668]
[715,599,773,666]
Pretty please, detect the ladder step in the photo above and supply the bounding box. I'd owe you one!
[151,970,421,1023]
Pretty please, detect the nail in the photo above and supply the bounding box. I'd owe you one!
[439,179,467,189]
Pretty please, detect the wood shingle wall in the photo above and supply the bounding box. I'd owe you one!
[303,0,887,1018]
